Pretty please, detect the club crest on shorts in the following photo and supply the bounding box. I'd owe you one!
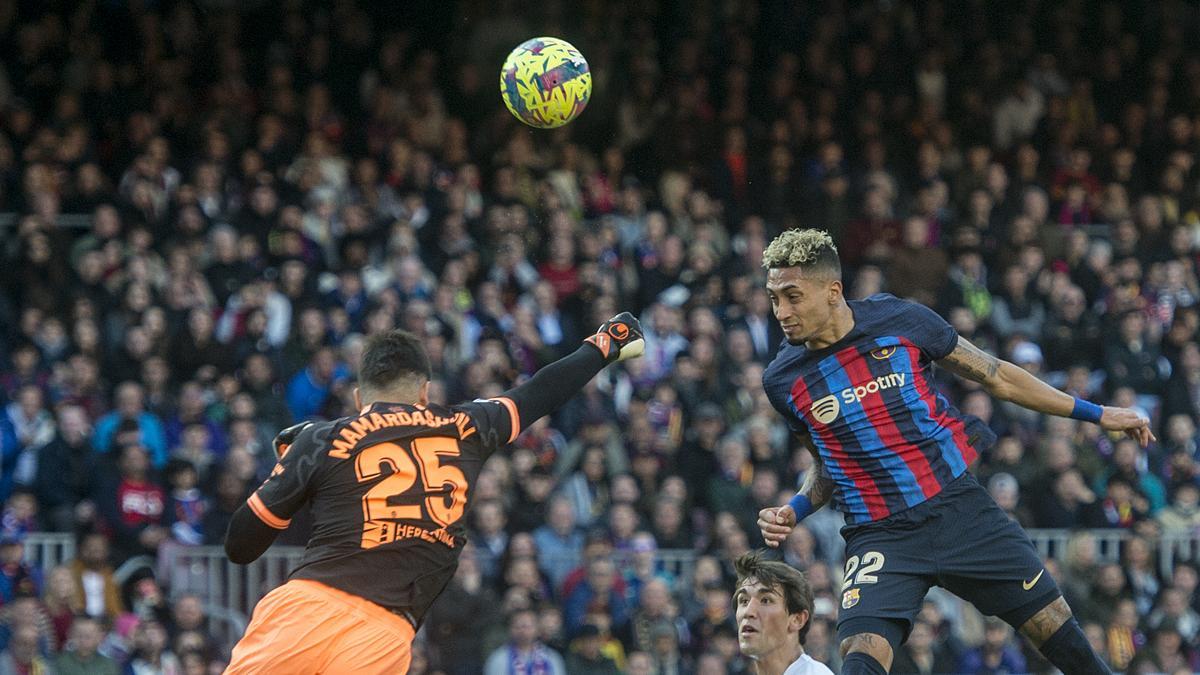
[809,394,840,424]
[870,346,897,360]
[842,588,860,609]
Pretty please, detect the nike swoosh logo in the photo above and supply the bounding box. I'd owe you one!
[1023,570,1044,591]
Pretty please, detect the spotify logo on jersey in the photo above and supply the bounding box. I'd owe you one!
[808,372,908,425]
[810,394,840,424]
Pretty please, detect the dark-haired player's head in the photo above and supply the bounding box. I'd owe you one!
[733,550,815,659]
[355,330,432,407]
[761,229,845,345]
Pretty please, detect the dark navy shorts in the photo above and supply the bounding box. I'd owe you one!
[835,472,1060,649]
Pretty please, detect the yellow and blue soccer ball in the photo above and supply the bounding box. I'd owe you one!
[500,37,591,129]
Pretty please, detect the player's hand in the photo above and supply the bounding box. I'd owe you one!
[758,505,797,549]
[584,312,645,364]
[273,421,313,459]
[1100,406,1155,447]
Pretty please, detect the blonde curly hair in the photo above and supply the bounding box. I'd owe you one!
[761,229,841,276]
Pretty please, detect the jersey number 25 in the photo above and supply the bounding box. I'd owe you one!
[355,438,468,548]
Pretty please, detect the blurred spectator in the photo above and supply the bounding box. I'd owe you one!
[163,383,226,461]
[1104,312,1168,397]
[1122,536,1162,616]
[95,445,166,561]
[1158,483,1200,534]
[989,266,1046,340]
[687,580,737,659]
[424,546,499,675]
[469,499,509,585]
[509,464,556,534]
[647,621,685,675]
[0,538,40,603]
[34,405,98,532]
[1105,598,1146,671]
[69,534,123,621]
[1099,439,1167,514]
[162,461,205,546]
[1128,621,1200,674]
[1041,285,1102,372]
[483,608,566,675]
[560,446,612,528]
[564,623,621,675]
[887,217,947,307]
[166,595,206,643]
[6,385,55,488]
[1147,588,1200,643]
[1164,342,1200,422]
[1060,533,1099,610]
[891,618,957,674]
[1086,475,1148,529]
[624,532,675,600]
[623,577,689,656]
[532,495,583,591]
[956,617,1027,674]
[125,619,180,675]
[563,557,631,638]
[55,616,119,675]
[284,347,347,421]
[42,566,81,649]
[0,623,52,675]
[1033,468,1097,528]
[92,384,167,468]
[986,472,1033,527]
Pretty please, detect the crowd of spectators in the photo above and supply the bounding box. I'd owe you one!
[0,0,1200,672]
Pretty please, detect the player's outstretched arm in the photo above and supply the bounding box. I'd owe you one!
[937,335,1155,447]
[488,313,644,445]
[759,435,833,548]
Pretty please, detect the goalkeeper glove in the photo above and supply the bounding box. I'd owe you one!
[272,421,313,459]
[584,312,645,364]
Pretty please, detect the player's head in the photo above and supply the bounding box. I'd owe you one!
[762,229,844,345]
[733,550,815,659]
[356,329,432,407]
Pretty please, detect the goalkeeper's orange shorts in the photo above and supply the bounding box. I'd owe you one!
[225,578,414,674]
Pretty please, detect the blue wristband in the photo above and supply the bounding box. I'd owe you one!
[1070,398,1103,424]
[787,494,814,521]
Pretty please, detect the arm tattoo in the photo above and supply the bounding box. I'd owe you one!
[938,336,1001,383]
[799,436,835,507]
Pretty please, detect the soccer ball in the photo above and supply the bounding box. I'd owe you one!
[500,37,592,129]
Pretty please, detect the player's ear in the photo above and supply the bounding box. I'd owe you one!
[828,279,843,304]
[789,609,810,634]
[418,380,430,406]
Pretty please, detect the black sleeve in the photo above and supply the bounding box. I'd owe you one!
[224,503,280,564]
[225,424,324,563]
[456,345,606,453]
[248,424,324,526]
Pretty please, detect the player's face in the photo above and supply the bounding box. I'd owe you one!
[766,267,837,345]
[734,579,803,659]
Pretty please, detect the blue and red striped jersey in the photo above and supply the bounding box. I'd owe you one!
[763,294,996,524]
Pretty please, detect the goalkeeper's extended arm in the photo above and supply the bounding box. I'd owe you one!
[500,312,644,430]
